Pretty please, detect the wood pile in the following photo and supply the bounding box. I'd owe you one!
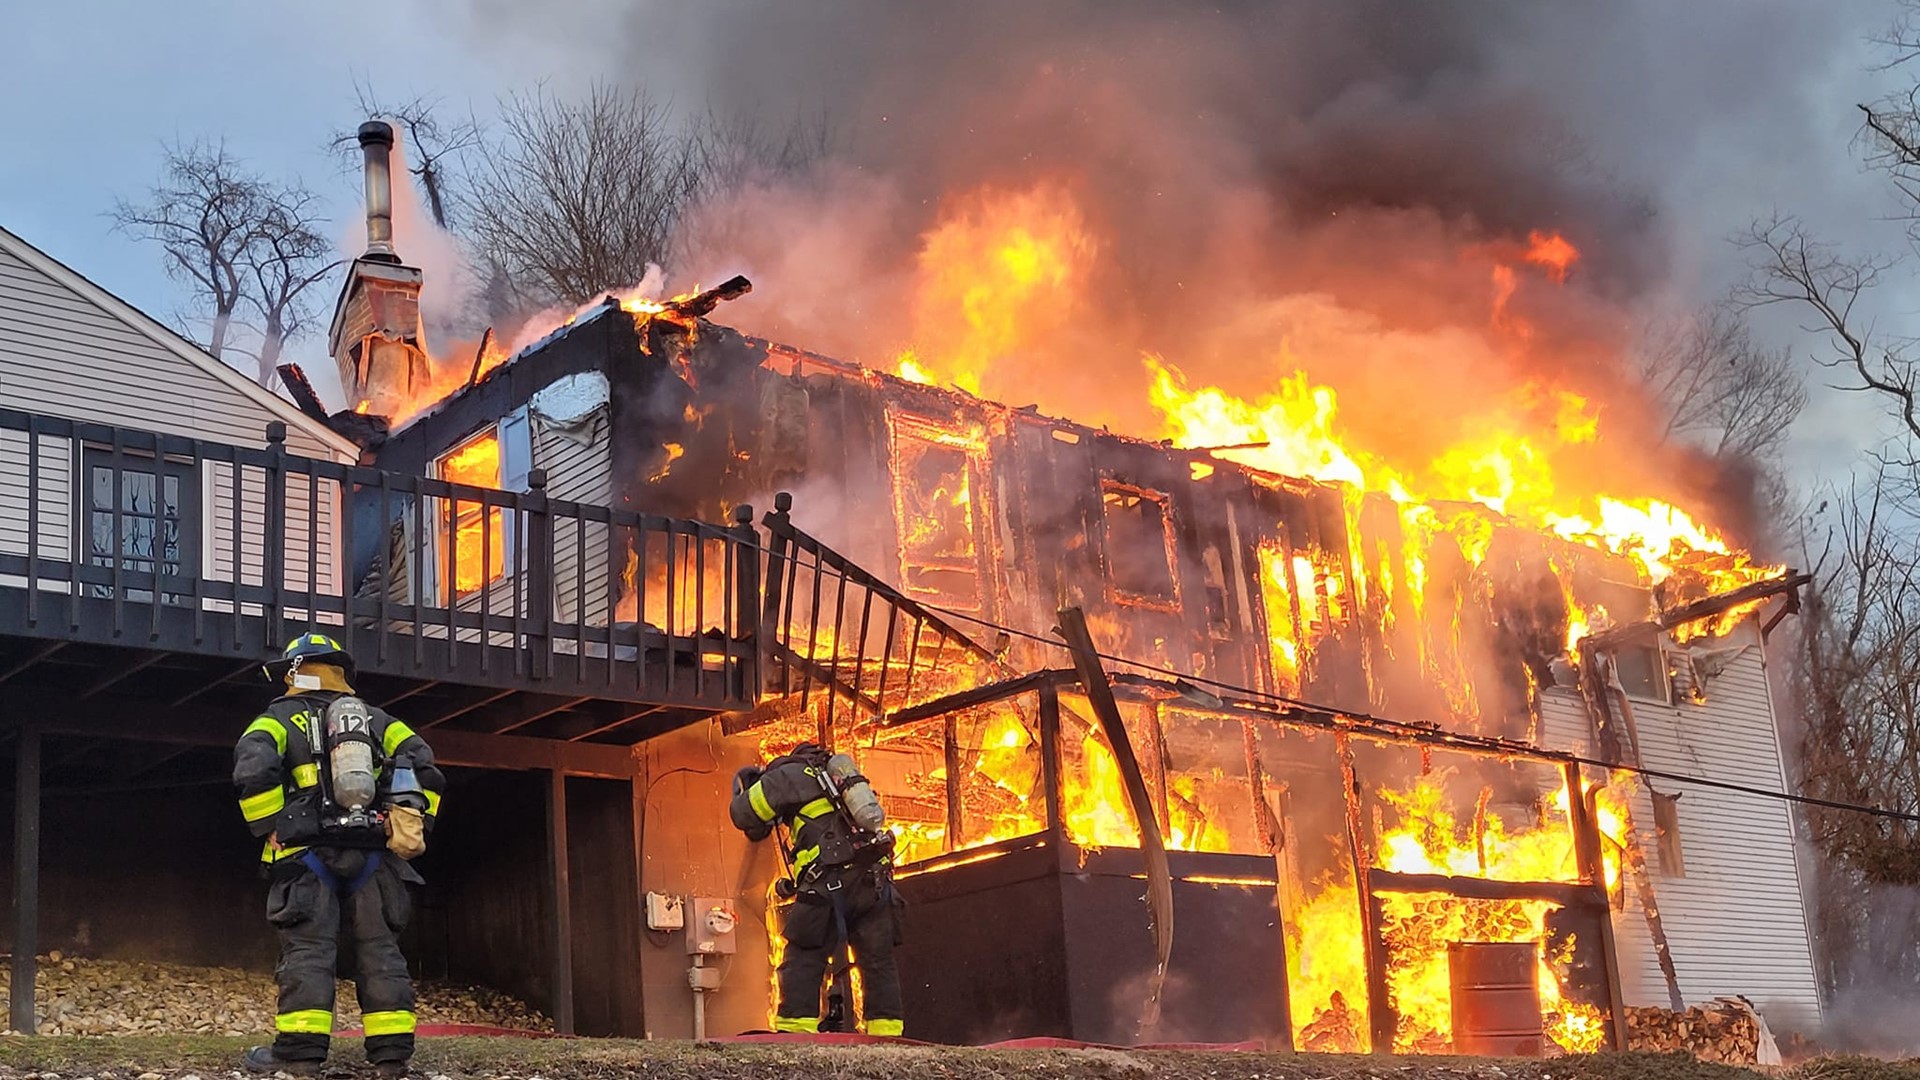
[1623,1000,1766,1064]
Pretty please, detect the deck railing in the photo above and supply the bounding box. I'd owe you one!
[0,409,758,708]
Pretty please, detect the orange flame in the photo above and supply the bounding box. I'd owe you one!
[1525,230,1580,283]
[438,432,504,595]
[893,183,1096,395]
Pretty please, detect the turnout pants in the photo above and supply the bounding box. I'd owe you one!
[266,847,421,1063]
[775,866,905,1036]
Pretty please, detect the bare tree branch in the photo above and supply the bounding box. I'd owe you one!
[111,141,265,361]
[458,83,834,311]
[1733,214,1916,442]
[458,82,712,307]
[1637,304,1807,461]
[115,142,341,385]
[330,79,483,229]
[240,184,340,385]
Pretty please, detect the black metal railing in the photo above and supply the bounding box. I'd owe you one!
[0,409,758,708]
[759,491,1011,732]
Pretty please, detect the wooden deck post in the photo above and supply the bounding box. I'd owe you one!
[548,766,575,1034]
[11,726,42,1035]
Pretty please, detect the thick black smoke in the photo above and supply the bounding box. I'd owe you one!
[450,0,1882,521]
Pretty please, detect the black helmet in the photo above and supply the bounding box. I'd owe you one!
[263,632,355,683]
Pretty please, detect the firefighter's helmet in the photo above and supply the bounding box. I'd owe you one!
[263,633,356,683]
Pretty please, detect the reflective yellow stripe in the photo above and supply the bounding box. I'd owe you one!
[362,1010,416,1036]
[748,781,776,823]
[276,1009,332,1033]
[262,842,309,864]
[423,789,442,817]
[866,1018,904,1037]
[773,1016,820,1033]
[383,720,418,758]
[239,787,286,823]
[292,763,319,788]
[796,797,835,821]
[245,716,289,756]
[792,845,820,875]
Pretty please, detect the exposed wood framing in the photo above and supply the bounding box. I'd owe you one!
[1337,733,1391,1054]
[1586,572,1812,650]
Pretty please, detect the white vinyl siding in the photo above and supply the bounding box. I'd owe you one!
[1537,620,1822,1029]
[542,408,612,627]
[0,236,354,610]
[0,428,72,569]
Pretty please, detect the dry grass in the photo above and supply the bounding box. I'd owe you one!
[0,1038,1911,1080]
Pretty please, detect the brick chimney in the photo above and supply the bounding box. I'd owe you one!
[326,120,431,417]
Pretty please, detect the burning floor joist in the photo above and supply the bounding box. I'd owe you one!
[326,271,1820,1054]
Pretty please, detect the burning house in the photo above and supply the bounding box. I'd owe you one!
[353,270,1818,1050]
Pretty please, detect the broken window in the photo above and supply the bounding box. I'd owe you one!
[1257,539,1306,693]
[1102,482,1179,605]
[890,416,985,610]
[1612,642,1669,704]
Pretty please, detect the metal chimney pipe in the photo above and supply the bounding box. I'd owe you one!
[357,120,398,261]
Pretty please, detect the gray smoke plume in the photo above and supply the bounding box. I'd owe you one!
[441,0,1883,532]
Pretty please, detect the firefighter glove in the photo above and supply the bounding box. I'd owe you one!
[385,805,427,860]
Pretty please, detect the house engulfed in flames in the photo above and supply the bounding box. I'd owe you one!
[339,294,1815,1053]
[311,128,1820,1054]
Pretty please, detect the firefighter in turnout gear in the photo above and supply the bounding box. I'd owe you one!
[233,634,445,1075]
[729,744,905,1037]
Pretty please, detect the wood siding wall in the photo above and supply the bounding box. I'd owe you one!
[1537,621,1822,1025]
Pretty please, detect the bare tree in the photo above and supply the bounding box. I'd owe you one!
[1639,304,1807,461]
[1734,216,1914,448]
[1793,475,1920,879]
[331,81,482,229]
[461,83,710,306]
[241,185,341,384]
[115,142,340,386]
[111,141,264,361]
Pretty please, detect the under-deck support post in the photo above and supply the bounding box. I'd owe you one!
[548,766,575,1034]
[11,726,42,1035]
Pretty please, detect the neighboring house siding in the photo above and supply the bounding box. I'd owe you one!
[0,235,351,610]
[1537,620,1822,1027]
[542,408,612,626]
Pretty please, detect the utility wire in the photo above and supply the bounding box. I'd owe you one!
[909,583,1920,826]
[678,529,1920,825]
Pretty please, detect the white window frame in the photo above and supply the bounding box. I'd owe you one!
[428,406,532,602]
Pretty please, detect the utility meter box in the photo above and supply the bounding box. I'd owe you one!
[645,892,685,931]
[686,897,738,955]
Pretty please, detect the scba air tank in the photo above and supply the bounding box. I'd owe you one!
[324,696,379,811]
[825,753,885,832]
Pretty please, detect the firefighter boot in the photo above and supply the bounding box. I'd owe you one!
[241,1045,320,1076]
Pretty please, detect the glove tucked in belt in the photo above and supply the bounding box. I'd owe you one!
[385,805,426,860]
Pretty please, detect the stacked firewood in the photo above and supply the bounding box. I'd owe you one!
[1623,999,1768,1064]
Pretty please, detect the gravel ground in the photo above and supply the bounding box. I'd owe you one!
[0,958,550,1037]
[0,1039,1912,1080]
